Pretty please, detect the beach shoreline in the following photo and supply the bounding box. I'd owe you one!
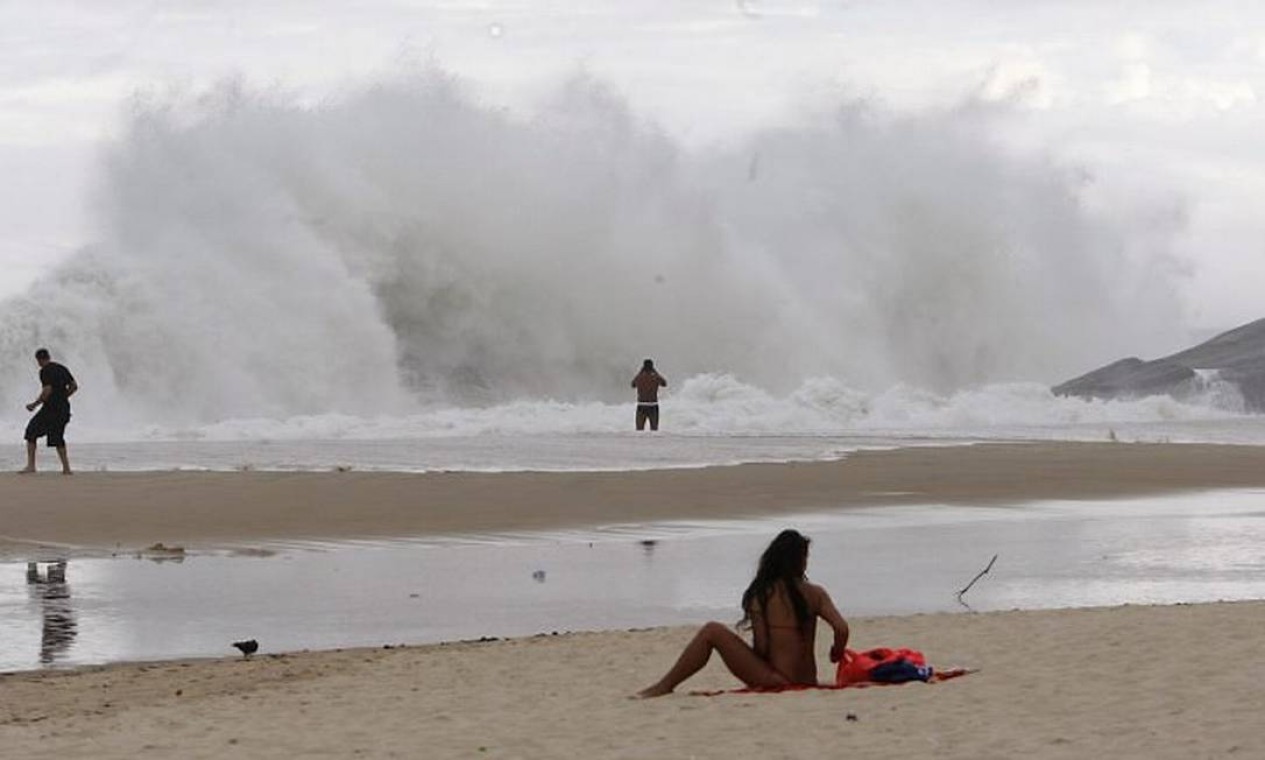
[6,441,1265,555]
[2,601,1261,758]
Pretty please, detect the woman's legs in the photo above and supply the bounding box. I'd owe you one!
[637,622,788,698]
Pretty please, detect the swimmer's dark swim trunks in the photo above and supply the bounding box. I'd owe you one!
[636,404,659,431]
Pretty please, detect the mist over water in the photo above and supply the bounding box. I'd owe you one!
[0,70,1192,435]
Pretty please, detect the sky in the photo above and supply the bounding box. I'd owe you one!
[2,0,1263,332]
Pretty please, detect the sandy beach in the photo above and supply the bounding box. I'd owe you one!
[7,441,1265,552]
[0,602,1260,758]
[3,440,1265,757]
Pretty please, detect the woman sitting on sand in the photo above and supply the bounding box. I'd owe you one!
[637,529,850,698]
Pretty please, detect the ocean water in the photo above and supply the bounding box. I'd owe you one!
[17,422,1265,474]
[5,375,1263,473]
[3,490,1263,672]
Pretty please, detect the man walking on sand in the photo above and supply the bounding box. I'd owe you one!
[631,358,667,431]
[21,348,78,474]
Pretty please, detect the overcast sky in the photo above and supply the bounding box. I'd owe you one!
[2,0,1263,331]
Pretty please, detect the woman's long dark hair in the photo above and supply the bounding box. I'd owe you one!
[739,529,812,632]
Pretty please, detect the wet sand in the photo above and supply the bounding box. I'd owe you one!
[7,441,1265,553]
[3,441,1265,757]
[1,601,1261,759]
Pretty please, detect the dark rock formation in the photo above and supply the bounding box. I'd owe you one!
[1053,318,1265,412]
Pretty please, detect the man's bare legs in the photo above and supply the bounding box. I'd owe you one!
[18,441,70,474]
[636,621,788,698]
[19,441,36,473]
[55,445,71,475]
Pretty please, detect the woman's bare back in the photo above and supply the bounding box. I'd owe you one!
[750,581,825,684]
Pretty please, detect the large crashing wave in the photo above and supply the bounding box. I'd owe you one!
[0,71,1187,427]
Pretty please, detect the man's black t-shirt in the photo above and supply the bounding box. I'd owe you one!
[40,362,76,414]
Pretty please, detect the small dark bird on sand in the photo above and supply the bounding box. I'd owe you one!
[232,639,259,658]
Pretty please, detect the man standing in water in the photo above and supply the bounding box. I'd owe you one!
[21,348,78,474]
[631,358,667,431]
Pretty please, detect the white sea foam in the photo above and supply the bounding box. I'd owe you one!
[3,373,1256,474]
[6,374,1239,442]
[0,70,1195,435]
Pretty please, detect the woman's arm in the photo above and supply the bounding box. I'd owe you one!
[809,583,850,662]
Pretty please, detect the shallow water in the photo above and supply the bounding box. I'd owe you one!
[34,416,1265,474]
[2,490,1263,672]
[44,433,908,473]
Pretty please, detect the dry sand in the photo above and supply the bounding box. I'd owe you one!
[1,602,1261,759]
[3,441,1265,758]
[6,441,1265,552]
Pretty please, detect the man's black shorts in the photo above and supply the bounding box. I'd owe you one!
[25,408,70,448]
[636,404,660,431]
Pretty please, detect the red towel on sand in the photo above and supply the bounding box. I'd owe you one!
[691,647,973,696]
[836,647,929,685]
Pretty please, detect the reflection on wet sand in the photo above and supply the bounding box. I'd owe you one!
[27,561,78,664]
[1,491,1263,672]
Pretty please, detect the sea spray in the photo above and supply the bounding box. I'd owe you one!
[0,70,1188,430]
[20,377,1243,448]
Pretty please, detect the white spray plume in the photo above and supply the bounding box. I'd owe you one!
[0,70,1186,426]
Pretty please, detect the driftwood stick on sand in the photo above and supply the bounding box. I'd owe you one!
[957,554,998,607]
